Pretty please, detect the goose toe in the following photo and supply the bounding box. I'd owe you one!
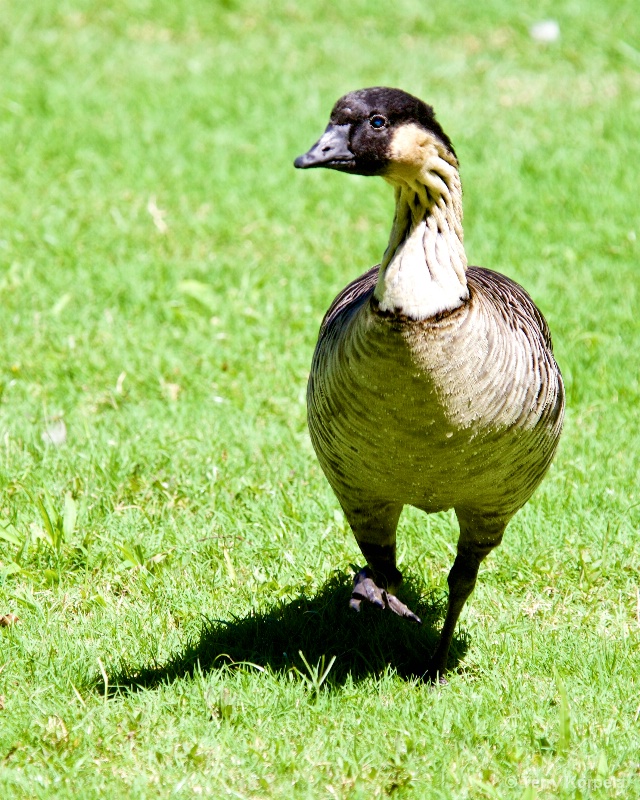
[350,568,422,623]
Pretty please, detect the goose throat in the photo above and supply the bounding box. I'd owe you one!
[374,174,469,320]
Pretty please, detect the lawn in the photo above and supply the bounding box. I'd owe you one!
[1,0,639,797]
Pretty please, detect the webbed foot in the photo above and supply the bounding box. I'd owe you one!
[349,568,421,624]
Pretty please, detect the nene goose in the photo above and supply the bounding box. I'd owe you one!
[294,87,564,680]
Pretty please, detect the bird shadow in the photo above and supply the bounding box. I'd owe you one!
[101,572,468,694]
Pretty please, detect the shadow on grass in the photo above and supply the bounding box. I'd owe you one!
[103,572,468,693]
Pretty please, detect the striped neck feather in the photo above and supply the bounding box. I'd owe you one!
[373,147,469,320]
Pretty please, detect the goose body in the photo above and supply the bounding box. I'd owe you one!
[295,88,564,679]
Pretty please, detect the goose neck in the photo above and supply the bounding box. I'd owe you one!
[373,165,469,320]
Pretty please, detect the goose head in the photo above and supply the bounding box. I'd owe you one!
[293,87,457,181]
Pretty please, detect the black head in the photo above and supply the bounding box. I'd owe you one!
[294,87,456,176]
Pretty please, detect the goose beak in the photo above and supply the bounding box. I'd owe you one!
[294,124,355,170]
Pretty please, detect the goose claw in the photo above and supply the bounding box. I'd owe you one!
[350,568,422,624]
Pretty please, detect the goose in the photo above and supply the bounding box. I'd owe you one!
[294,87,564,681]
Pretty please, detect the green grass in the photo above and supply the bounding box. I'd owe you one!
[1,0,639,796]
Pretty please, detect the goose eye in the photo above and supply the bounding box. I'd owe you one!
[369,115,387,129]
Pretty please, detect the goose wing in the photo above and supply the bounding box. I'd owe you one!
[467,266,555,352]
[318,265,379,336]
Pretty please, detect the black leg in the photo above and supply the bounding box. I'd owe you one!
[427,515,506,682]
[356,541,402,591]
[342,503,420,623]
[427,550,482,681]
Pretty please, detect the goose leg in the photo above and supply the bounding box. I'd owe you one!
[346,503,422,624]
[427,517,505,682]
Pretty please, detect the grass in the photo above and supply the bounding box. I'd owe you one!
[0,0,639,796]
